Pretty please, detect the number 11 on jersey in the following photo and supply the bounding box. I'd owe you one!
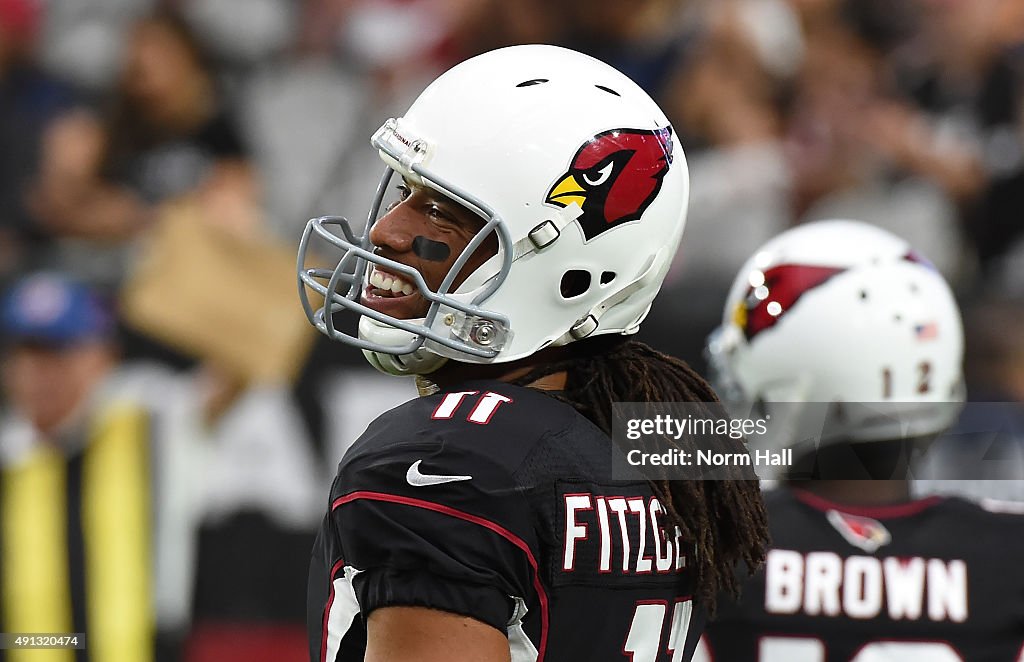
[431,390,514,424]
[623,598,693,661]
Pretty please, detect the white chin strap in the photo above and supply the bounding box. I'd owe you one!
[361,348,448,376]
[358,316,449,376]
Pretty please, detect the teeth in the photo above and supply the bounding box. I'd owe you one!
[369,268,414,296]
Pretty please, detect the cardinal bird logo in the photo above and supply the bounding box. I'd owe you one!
[826,510,892,553]
[733,264,846,341]
[545,126,674,241]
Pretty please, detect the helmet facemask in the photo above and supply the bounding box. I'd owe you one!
[297,121,518,374]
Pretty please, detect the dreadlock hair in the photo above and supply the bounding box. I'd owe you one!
[510,335,769,612]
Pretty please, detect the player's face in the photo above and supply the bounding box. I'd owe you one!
[363,181,498,320]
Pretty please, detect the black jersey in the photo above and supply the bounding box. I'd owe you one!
[698,487,1024,662]
[308,381,704,662]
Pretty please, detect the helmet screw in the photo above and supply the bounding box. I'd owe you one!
[443,314,455,326]
[471,321,495,345]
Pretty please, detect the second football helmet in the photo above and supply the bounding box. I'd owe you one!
[297,45,689,375]
[707,219,964,444]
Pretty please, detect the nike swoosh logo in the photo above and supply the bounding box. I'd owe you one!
[406,460,473,487]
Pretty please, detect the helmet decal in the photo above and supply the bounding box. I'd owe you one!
[914,321,939,341]
[734,264,846,340]
[545,126,674,241]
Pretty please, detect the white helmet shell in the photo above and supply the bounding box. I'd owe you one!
[298,45,689,375]
[708,219,964,443]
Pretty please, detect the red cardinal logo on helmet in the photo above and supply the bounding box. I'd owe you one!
[545,126,673,241]
[733,264,846,340]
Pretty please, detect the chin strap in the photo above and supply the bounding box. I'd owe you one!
[357,315,450,376]
[509,202,583,261]
[362,347,448,377]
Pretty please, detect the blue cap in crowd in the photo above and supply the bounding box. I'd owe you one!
[0,273,114,346]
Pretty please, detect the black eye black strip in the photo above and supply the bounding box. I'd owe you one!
[412,236,451,262]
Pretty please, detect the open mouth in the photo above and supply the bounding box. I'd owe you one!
[365,267,417,299]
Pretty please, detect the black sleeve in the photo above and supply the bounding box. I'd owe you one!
[329,438,539,633]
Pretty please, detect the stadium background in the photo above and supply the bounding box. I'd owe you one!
[0,0,1021,660]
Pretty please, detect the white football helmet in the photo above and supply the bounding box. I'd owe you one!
[297,45,689,375]
[707,219,964,445]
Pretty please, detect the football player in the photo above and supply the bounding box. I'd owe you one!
[298,45,769,662]
[699,219,1024,661]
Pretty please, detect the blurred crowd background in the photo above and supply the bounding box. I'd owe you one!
[0,0,1021,660]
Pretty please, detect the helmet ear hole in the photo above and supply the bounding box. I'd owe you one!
[601,271,616,285]
[560,270,592,299]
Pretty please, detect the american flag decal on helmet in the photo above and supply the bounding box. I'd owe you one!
[915,321,938,340]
